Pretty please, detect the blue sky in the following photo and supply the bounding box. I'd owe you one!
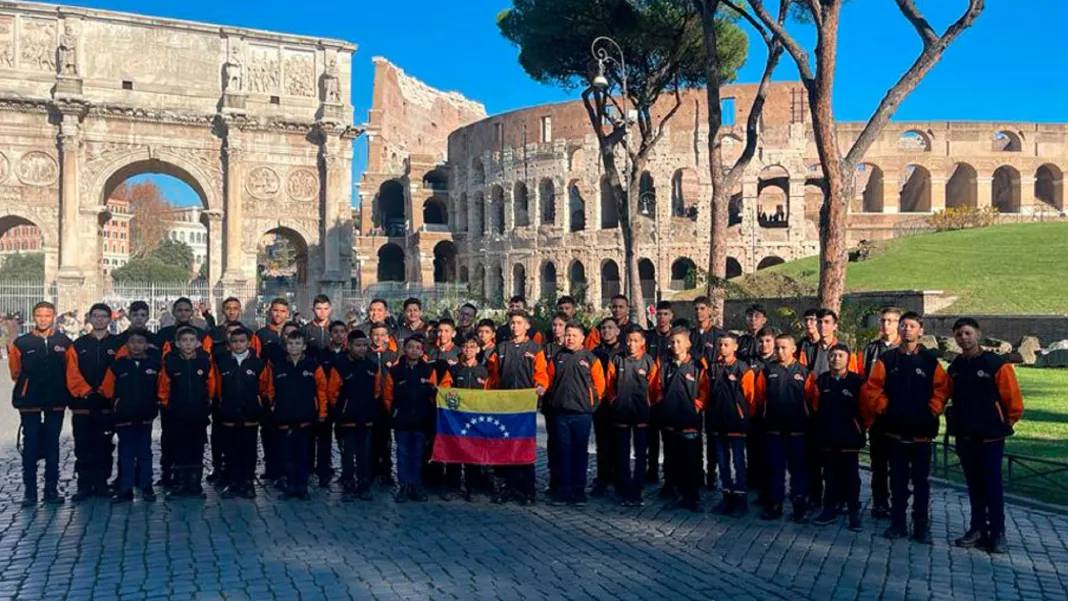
[57,0,1066,206]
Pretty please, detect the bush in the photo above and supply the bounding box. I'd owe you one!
[111,257,190,283]
[0,253,44,280]
[926,206,999,232]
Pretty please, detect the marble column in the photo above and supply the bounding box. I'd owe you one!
[222,139,246,284]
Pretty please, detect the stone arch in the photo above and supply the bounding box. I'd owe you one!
[638,171,656,218]
[638,258,656,303]
[993,165,1022,213]
[804,178,827,221]
[757,256,785,270]
[568,180,586,232]
[1035,164,1064,210]
[513,181,530,227]
[758,165,790,227]
[899,164,932,212]
[93,152,219,213]
[600,259,621,306]
[490,185,505,234]
[423,168,448,191]
[726,257,743,279]
[490,264,505,303]
[670,257,697,291]
[899,130,931,152]
[857,163,884,213]
[567,147,585,172]
[993,131,1022,153]
[512,263,527,299]
[423,197,448,226]
[729,189,743,226]
[472,191,485,235]
[539,178,556,226]
[432,240,457,283]
[540,260,557,301]
[376,242,406,282]
[471,263,486,298]
[259,226,310,287]
[472,157,485,185]
[0,214,53,281]
[459,265,469,284]
[376,180,406,235]
[455,193,468,232]
[569,260,587,297]
[671,167,699,219]
[600,175,619,229]
[946,163,978,209]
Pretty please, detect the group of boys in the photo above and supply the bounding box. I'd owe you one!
[7,291,1022,552]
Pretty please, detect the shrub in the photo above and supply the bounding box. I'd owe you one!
[926,206,999,232]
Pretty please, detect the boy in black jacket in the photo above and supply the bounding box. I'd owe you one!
[212,327,266,499]
[330,330,379,501]
[380,335,438,503]
[708,334,756,518]
[310,320,348,489]
[369,322,399,486]
[591,317,623,497]
[438,334,494,501]
[158,327,215,499]
[605,326,659,507]
[100,329,160,503]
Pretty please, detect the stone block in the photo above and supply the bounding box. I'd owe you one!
[1037,349,1068,368]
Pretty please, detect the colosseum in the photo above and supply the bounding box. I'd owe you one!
[355,58,1066,308]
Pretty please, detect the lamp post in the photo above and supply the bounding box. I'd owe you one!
[639,191,660,305]
[590,36,629,189]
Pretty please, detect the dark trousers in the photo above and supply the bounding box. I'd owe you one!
[646,412,662,480]
[223,424,258,490]
[310,419,334,481]
[889,439,932,528]
[174,417,207,490]
[20,410,64,496]
[554,413,593,502]
[767,433,808,505]
[703,414,719,488]
[160,410,175,483]
[957,438,1005,536]
[824,450,861,512]
[210,412,224,477]
[807,437,825,507]
[665,428,701,503]
[747,418,767,496]
[72,411,111,492]
[869,424,891,508]
[395,429,425,486]
[615,425,648,501]
[545,411,560,493]
[339,425,374,490]
[116,422,153,493]
[593,404,616,489]
[281,425,312,495]
[715,435,747,493]
[261,417,283,480]
[372,416,393,480]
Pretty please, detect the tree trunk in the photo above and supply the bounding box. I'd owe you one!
[625,179,644,322]
[599,142,642,321]
[699,0,728,326]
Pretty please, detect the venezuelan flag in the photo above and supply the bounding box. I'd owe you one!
[431,388,538,466]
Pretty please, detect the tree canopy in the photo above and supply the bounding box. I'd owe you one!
[110,257,190,283]
[0,253,44,280]
[151,238,194,272]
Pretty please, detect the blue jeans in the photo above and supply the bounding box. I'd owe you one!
[117,422,153,493]
[615,425,648,501]
[715,435,747,494]
[21,410,64,496]
[767,434,807,505]
[957,438,1005,536]
[395,429,426,486]
[554,413,593,501]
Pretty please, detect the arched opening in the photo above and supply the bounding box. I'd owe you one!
[899,165,932,212]
[540,261,557,301]
[993,165,1022,213]
[600,176,619,229]
[0,216,45,280]
[376,243,406,283]
[757,256,785,270]
[376,180,406,237]
[946,163,978,209]
[726,257,743,279]
[638,171,656,219]
[600,259,620,306]
[670,257,697,291]
[512,263,527,299]
[514,182,530,227]
[993,131,1022,153]
[569,181,586,232]
[728,191,743,226]
[432,241,457,283]
[758,165,790,227]
[857,163,884,213]
[804,179,827,222]
[638,258,656,303]
[459,265,469,284]
[472,191,485,235]
[567,147,584,172]
[671,168,699,220]
[539,178,556,226]
[472,158,485,185]
[258,227,310,301]
[455,193,468,232]
[423,198,448,227]
[471,263,486,298]
[491,185,506,234]
[1036,164,1064,210]
[491,265,505,303]
[423,169,448,191]
[899,130,931,152]
[569,260,587,297]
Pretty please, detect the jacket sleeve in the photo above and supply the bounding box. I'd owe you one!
[485,353,500,390]
[314,367,329,419]
[157,364,171,408]
[533,351,549,391]
[204,365,217,408]
[647,360,661,405]
[695,370,711,413]
[100,367,117,400]
[259,363,274,406]
[848,352,860,375]
[803,373,820,413]
[327,369,343,408]
[929,363,950,416]
[584,328,600,351]
[753,371,767,413]
[66,346,92,398]
[210,363,221,400]
[250,334,262,356]
[590,360,607,405]
[854,349,867,380]
[7,342,20,380]
[381,372,394,413]
[798,349,809,368]
[438,370,453,389]
[995,362,1024,425]
[860,359,889,417]
[741,369,757,415]
[201,334,214,356]
[604,361,618,404]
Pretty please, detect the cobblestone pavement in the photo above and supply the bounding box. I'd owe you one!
[0,364,1066,600]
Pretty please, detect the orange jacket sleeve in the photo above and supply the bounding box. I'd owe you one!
[994,362,1024,425]
[753,370,768,413]
[584,328,601,351]
[848,352,859,375]
[66,346,93,398]
[860,359,889,417]
[533,351,549,391]
[591,360,607,405]
[740,369,756,415]
[210,364,221,400]
[695,370,711,413]
[803,372,820,413]
[327,369,343,408]
[647,360,661,405]
[381,372,395,413]
[314,367,329,419]
[929,363,949,416]
[158,363,171,408]
[438,370,453,389]
[798,350,809,368]
[7,342,20,380]
[250,334,262,356]
[100,368,117,400]
[259,363,274,406]
[485,353,500,388]
[853,351,866,380]
[858,380,876,429]
[204,364,217,409]
[201,334,214,356]
[604,361,618,404]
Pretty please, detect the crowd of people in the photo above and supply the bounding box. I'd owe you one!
[5,292,1022,554]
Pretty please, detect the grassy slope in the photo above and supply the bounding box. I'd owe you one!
[758,222,1068,314]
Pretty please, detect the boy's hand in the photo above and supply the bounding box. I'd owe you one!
[535,385,546,396]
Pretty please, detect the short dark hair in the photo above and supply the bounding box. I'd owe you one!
[719,332,738,343]
[656,301,673,312]
[461,333,481,346]
[329,320,348,332]
[281,321,301,333]
[745,304,767,318]
[270,297,290,309]
[622,324,645,339]
[670,325,691,339]
[693,296,712,307]
[829,342,851,356]
[564,320,586,333]
[758,327,782,339]
[125,328,150,342]
[556,295,576,306]
[88,303,111,317]
[284,330,306,343]
[222,297,241,307]
[175,326,199,340]
[816,308,839,323]
[952,317,980,332]
[438,317,456,329]
[403,334,425,348]
[508,295,527,306]
[802,308,819,319]
[369,298,388,310]
[173,297,193,310]
[369,322,390,333]
[599,317,618,329]
[774,332,796,343]
[610,294,629,305]
[129,301,149,313]
[901,311,924,327]
[347,330,368,342]
[313,294,331,306]
[507,310,530,323]
[477,319,496,330]
[402,297,421,310]
[460,302,477,312]
[881,306,903,317]
[228,327,251,340]
[551,311,569,322]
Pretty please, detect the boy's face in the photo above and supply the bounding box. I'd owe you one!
[550,318,566,341]
[461,340,480,361]
[229,334,250,354]
[223,301,241,322]
[270,303,289,326]
[656,308,673,330]
[438,324,455,345]
[129,308,149,328]
[427,325,438,343]
[718,337,738,360]
[829,349,850,372]
[510,315,528,339]
[564,327,584,350]
[694,303,712,323]
[285,336,305,358]
[89,309,111,332]
[176,333,198,354]
[670,332,691,358]
[880,312,901,339]
[368,302,387,323]
[774,338,795,364]
[282,325,299,339]
[508,299,525,312]
[126,335,147,357]
[901,318,923,344]
[804,315,818,336]
[349,338,370,358]
[458,306,476,328]
[477,326,494,346]
[404,304,421,324]
[173,302,194,323]
[746,311,767,333]
[404,339,424,361]
[330,325,348,346]
[609,298,629,321]
[600,320,620,344]
[371,328,390,349]
[626,332,645,357]
[557,301,575,318]
[954,325,980,353]
[818,315,837,340]
[32,307,54,331]
[314,302,332,322]
[759,334,776,357]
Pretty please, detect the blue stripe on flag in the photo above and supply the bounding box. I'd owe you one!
[437,408,536,440]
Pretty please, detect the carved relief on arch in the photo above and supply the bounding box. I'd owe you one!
[0,151,9,184]
[285,168,318,201]
[19,18,56,72]
[246,166,281,199]
[16,151,58,186]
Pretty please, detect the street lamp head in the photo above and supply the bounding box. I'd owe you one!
[592,60,609,90]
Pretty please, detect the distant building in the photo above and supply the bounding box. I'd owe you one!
[163,206,208,274]
[0,223,42,257]
[100,197,132,275]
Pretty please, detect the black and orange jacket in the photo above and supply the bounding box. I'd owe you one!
[858,337,899,380]
[644,327,674,363]
[799,335,859,376]
[9,329,72,410]
[707,357,757,436]
[545,347,606,415]
[303,320,332,353]
[690,323,726,368]
[496,325,546,347]
[66,333,123,412]
[101,354,161,425]
[796,335,821,368]
[251,324,285,364]
[157,323,213,357]
[583,318,630,351]
[754,360,810,435]
[118,327,160,351]
[329,354,380,425]
[428,341,461,381]
[805,370,871,450]
[262,355,331,425]
[861,345,949,442]
[158,349,215,421]
[486,339,549,391]
[439,361,493,391]
[379,360,438,431]
[946,351,1024,440]
[737,332,761,367]
[605,353,659,425]
[317,346,346,375]
[651,355,710,432]
[212,350,266,425]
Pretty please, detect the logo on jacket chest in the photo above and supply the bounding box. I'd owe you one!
[684,373,696,382]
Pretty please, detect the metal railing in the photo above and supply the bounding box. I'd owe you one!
[929,434,1068,499]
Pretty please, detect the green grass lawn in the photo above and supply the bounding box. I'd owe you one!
[756,222,1068,314]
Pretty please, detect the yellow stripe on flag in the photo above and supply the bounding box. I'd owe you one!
[436,388,538,414]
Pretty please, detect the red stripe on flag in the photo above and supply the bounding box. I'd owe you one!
[432,434,536,466]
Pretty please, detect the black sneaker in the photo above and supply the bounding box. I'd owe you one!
[43,490,64,506]
[589,483,608,498]
[883,524,909,540]
[71,489,94,503]
[220,487,237,500]
[20,494,37,508]
[205,472,219,484]
[379,474,395,487]
[760,504,783,521]
[241,486,257,500]
[985,533,1006,554]
[394,486,409,503]
[791,501,809,524]
[911,525,933,545]
[141,487,157,503]
[682,499,702,513]
[657,486,674,500]
[955,529,983,548]
[166,485,187,500]
[358,489,373,502]
[812,509,838,526]
[848,512,862,532]
[730,495,749,518]
[712,495,733,515]
[276,492,291,501]
[111,490,134,504]
[409,487,428,503]
[318,477,332,490]
[571,492,588,507]
[871,504,891,519]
